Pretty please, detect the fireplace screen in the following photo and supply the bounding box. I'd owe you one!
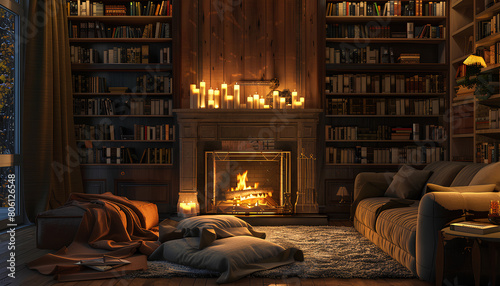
[205,151,291,214]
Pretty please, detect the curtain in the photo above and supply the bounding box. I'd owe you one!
[23,0,83,221]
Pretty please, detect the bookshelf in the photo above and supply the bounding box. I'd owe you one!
[450,0,500,163]
[66,0,178,212]
[322,0,449,213]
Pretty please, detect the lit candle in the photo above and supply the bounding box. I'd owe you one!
[259,98,265,109]
[200,81,206,108]
[193,88,200,108]
[279,97,286,109]
[293,101,302,109]
[247,96,253,109]
[221,83,227,109]
[253,93,260,109]
[300,97,305,109]
[264,104,270,109]
[292,89,298,103]
[190,84,197,109]
[208,88,214,102]
[234,84,240,109]
[227,95,234,109]
[286,103,292,109]
[214,88,220,108]
[273,90,279,109]
[208,99,215,109]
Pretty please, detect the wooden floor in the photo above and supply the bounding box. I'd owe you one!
[0,221,432,286]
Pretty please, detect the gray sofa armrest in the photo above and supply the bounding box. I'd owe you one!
[416,192,500,282]
[351,172,395,218]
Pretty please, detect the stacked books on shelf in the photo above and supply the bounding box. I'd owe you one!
[326,124,445,141]
[66,1,172,16]
[136,75,173,93]
[450,221,500,235]
[72,75,107,93]
[326,98,444,116]
[133,124,175,140]
[74,98,116,115]
[75,124,117,140]
[139,148,173,164]
[477,12,500,41]
[476,142,499,163]
[325,145,445,164]
[129,98,173,115]
[326,46,399,64]
[69,21,170,38]
[476,105,500,130]
[325,74,445,94]
[398,53,420,63]
[79,146,173,164]
[325,1,445,16]
[326,23,444,38]
[477,42,500,66]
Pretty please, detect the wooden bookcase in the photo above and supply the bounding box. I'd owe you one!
[66,0,179,213]
[321,0,450,215]
[450,0,500,164]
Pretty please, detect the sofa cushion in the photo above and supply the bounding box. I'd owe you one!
[423,161,468,187]
[355,197,394,231]
[385,165,432,199]
[469,162,500,191]
[375,204,419,257]
[427,183,496,193]
[450,164,487,187]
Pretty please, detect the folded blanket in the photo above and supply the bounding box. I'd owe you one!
[28,192,160,281]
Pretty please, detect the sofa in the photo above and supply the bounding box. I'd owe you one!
[351,161,500,282]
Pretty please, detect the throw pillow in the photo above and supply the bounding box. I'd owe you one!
[176,215,266,249]
[384,165,433,199]
[427,183,496,193]
[469,162,500,191]
[149,235,304,284]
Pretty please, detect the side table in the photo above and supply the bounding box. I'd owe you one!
[435,224,500,286]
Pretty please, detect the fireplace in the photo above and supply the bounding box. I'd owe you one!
[205,151,291,214]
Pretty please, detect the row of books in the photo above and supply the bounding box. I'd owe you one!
[325,146,446,164]
[476,105,500,130]
[477,12,500,41]
[74,98,116,115]
[69,21,170,38]
[133,124,175,140]
[136,75,173,94]
[326,46,421,64]
[79,146,173,164]
[67,1,172,16]
[326,0,444,17]
[129,98,173,115]
[476,42,500,66]
[325,124,445,141]
[326,98,444,116]
[477,142,499,164]
[75,124,117,140]
[70,45,170,64]
[72,75,107,93]
[326,23,444,39]
[326,74,445,94]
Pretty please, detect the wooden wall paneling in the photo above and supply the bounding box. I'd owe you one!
[304,0,320,108]
[284,0,298,94]
[179,0,199,109]
[273,0,286,96]
[210,0,224,90]
[317,0,326,109]
[243,0,265,98]
[222,0,244,100]
[199,0,212,88]
[265,0,275,99]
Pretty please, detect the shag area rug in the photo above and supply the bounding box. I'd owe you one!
[129,226,415,279]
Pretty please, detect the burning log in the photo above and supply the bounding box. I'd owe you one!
[225,187,274,201]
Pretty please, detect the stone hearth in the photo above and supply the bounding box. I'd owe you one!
[175,109,322,214]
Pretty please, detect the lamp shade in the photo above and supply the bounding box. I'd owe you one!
[463,54,487,68]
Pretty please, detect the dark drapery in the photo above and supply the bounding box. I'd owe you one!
[23,0,83,221]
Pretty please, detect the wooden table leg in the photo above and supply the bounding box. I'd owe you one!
[435,231,445,286]
[472,239,481,286]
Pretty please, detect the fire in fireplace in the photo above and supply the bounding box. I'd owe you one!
[205,151,291,214]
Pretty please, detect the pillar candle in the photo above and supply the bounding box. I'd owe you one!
[300,97,305,109]
[227,95,234,109]
[253,93,260,109]
[259,98,265,109]
[234,84,240,109]
[208,99,215,109]
[247,96,253,109]
[292,89,298,103]
[264,104,270,109]
[273,90,279,109]
[193,88,200,109]
[293,101,302,109]
[208,88,214,101]
[190,84,197,109]
[221,83,227,109]
[199,81,206,108]
[214,88,220,108]
[279,97,286,109]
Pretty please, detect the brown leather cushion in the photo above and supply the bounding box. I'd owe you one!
[36,205,86,250]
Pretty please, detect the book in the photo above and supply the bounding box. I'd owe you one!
[450,221,500,235]
[76,256,130,272]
